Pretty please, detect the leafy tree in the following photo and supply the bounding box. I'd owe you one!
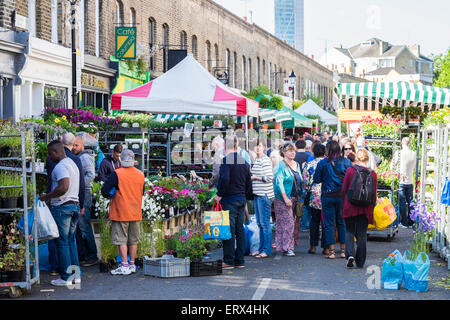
[292,99,306,110]
[243,85,273,100]
[433,48,450,88]
[270,96,283,110]
[258,96,271,109]
[304,93,324,107]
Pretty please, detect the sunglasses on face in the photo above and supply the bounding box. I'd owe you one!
[344,147,352,151]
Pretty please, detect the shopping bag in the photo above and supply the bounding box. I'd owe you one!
[381,249,404,289]
[18,209,34,235]
[372,198,397,230]
[203,203,231,240]
[441,177,450,205]
[245,216,260,255]
[403,251,430,292]
[32,200,59,241]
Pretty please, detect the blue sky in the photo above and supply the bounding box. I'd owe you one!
[212,0,450,59]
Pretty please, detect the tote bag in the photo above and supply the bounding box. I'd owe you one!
[203,203,232,240]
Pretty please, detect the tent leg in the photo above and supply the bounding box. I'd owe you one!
[245,115,249,151]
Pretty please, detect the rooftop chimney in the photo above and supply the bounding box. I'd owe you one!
[408,44,420,58]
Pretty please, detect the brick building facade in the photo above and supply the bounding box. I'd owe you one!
[1,0,334,115]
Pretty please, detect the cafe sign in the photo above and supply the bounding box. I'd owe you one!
[115,27,137,60]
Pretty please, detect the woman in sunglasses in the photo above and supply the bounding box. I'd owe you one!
[342,143,356,163]
[273,142,302,257]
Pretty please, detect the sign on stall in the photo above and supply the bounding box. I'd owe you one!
[283,77,295,94]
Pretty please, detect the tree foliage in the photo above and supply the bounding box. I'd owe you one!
[433,48,450,89]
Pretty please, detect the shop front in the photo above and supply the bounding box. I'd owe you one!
[16,36,72,121]
[0,28,26,121]
[80,55,116,112]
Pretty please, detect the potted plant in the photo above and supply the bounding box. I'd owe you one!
[0,172,23,209]
[0,222,33,283]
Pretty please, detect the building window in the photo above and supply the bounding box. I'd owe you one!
[262,59,266,85]
[191,35,198,60]
[226,49,230,84]
[242,56,246,90]
[162,24,169,47]
[205,41,211,71]
[95,0,100,57]
[149,18,156,70]
[81,91,109,112]
[130,8,136,25]
[233,52,237,88]
[51,0,57,43]
[116,0,124,25]
[214,44,219,69]
[256,57,260,86]
[248,58,252,89]
[180,31,187,50]
[44,86,68,109]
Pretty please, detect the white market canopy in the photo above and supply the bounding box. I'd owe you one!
[111,54,259,118]
[295,99,339,125]
[336,82,450,107]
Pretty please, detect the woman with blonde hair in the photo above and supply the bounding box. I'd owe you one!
[341,148,378,268]
[273,142,302,256]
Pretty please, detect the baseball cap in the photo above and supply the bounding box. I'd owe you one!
[120,149,136,167]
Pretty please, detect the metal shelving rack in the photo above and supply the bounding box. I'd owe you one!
[365,136,400,240]
[0,125,39,298]
[419,124,450,269]
[98,127,150,175]
[148,131,169,176]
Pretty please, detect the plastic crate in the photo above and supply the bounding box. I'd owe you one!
[143,255,190,278]
[190,259,223,277]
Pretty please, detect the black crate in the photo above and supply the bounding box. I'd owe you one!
[190,259,222,277]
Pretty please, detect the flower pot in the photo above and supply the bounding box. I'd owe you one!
[99,259,116,273]
[2,197,18,209]
[0,266,34,283]
[134,258,143,267]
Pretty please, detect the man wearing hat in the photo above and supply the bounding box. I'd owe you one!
[101,150,145,275]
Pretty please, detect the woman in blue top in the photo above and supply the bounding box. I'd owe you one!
[313,140,352,259]
[273,142,302,257]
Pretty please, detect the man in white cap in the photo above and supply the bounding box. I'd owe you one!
[101,150,145,275]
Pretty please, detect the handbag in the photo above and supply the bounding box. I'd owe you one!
[284,161,304,218]
[32,200,60,241]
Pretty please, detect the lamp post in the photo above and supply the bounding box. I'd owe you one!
[69,0,78,108]
[289,70,296,101]
[288,70,296,135]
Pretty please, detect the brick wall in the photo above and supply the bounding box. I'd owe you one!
[0,0,15,29]
[35,0,51,41]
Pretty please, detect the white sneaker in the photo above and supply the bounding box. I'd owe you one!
[128,264,136,273]
[51,278,71,286]
[111,264,132,275]
[284,250,295,257]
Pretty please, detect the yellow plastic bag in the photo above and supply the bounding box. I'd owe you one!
[370,198,397,230]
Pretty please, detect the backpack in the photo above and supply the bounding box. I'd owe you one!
[347,165,376,207]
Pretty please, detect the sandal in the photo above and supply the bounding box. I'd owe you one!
[325,250,336,259]
[322,249,330,255]
[340,251,346,259]
[255,252,269,259]
[249,251,260,257]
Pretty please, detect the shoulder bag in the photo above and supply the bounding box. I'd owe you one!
[284,161,304,218]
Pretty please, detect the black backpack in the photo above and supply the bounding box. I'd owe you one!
[347,165,376,206]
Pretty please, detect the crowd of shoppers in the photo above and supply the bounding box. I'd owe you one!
[39,129,148,284]
[210,129,389,270]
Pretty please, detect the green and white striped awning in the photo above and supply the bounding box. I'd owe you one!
[259,109,278,122]
[259,108,292,123]
[337,82,450,106]
[153,114,214,122]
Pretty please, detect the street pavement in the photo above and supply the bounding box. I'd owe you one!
[2,227,449,300]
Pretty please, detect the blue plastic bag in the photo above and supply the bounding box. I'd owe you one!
[18,209,34,235]
[244,224,253,256]
[403,251,430,292]
[381,249,404,289]
[95,143,105,171]
[441,177,450,205]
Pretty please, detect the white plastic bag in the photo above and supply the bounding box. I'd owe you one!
[32,200,59,241]
[247,216,260,254]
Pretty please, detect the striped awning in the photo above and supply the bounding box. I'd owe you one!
[336,82,450,106]
[259,109,278,122]
[153,114,214,122]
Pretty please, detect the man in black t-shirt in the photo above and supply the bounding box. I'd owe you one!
[294,140,310,171]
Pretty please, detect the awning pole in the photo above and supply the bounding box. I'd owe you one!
[245,115,249,151]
